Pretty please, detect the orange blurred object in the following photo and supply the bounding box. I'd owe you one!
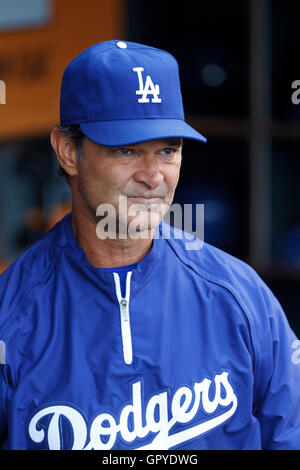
[46,202,72,230]
[0,0,126,140]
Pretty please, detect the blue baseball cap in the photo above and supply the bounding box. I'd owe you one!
[60,40,207,146]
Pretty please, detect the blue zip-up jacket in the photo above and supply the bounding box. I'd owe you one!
[0,213,300,450]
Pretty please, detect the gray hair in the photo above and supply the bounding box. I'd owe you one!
[56,124,85,179]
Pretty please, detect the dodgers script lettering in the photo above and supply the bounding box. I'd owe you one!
[28,371,238,450]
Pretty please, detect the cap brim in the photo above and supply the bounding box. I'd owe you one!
[79,119,206,146]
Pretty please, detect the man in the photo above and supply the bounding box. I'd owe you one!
[0,40,300,450]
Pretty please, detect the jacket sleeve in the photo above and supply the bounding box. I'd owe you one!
[0,363,8,446]
[252,283,300,449]
[0,262,23,448]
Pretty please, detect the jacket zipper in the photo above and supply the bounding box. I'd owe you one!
[113,271,133,365]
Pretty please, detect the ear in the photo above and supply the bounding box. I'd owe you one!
[50,127,79,177]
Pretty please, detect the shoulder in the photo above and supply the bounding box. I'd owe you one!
[162,221,263,289]
[161,221,294,389]
[160,221,280,322]
[0,215,69,333]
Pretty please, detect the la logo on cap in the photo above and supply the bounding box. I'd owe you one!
[133,67,162,103]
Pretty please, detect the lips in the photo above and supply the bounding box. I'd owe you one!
[127,197,165,212]
[128,196,163,203]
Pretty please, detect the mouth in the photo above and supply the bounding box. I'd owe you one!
[128,197,163,211]
[128,196,163,203]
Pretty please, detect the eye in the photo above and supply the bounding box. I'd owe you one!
[161,148,176,156]
[117,148,133,156]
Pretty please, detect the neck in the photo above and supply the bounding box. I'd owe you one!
[71,206,154,269]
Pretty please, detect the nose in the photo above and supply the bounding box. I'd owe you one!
[132,154,164,189]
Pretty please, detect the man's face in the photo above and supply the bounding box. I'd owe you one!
[73,137,182,238]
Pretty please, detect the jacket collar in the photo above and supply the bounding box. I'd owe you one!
[58,212,165,291]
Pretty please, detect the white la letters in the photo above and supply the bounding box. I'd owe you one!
[133,67,162,103]
[28,371,237,450]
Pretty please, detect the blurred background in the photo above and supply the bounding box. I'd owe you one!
[0,0,300,335]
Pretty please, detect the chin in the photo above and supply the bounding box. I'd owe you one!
[126,213,162,239]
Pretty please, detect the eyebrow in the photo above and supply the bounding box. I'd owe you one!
[162,139,183,147]
[109,139,183,150]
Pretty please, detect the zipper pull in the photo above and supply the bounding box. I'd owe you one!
[113,271,133,365]
[120,298,128,321]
